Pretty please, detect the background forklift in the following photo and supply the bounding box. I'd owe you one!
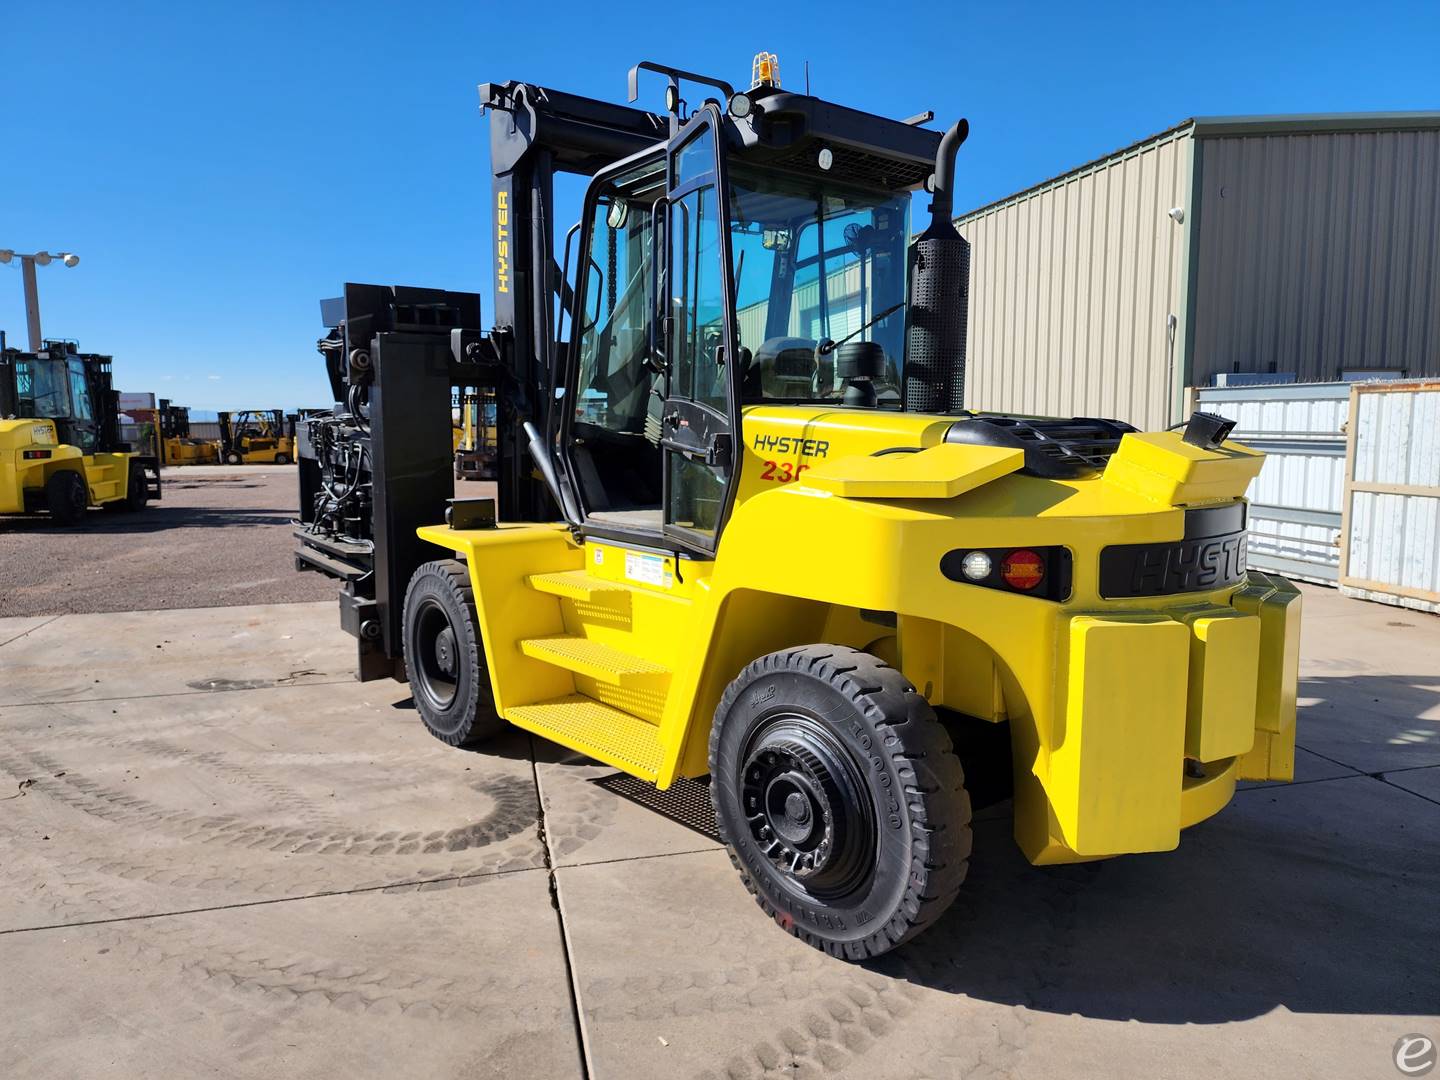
[1,337,161,524]
[157,398,220,466]
[218,408,294,464]
[296,56,1301,959]
[453,386,498,481]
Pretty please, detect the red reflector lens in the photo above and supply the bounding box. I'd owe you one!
[1000,549,1046,591]
[22,450,52,460]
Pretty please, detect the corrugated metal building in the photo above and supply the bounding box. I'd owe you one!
[955,112,1440,430]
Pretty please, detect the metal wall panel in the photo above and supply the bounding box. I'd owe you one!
[1341,380,1440,612]
[957,128,1192,430]
[1196,382,1350,583]
[1191,129,1440,386]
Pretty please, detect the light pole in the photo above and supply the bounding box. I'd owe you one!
[0,249,81,351]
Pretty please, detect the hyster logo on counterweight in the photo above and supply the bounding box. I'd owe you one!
[1098,530,1248,599]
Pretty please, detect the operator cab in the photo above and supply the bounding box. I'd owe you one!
[559,58,938,553]
[0,341,109,453]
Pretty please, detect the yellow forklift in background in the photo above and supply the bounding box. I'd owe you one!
[158,399,219,466]
[1,339,161,524]
[218,409,294,464]
[296,58,1301,960]
[453,386,498,480]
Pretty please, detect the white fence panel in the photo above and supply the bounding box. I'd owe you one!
[1341,380,1440,613]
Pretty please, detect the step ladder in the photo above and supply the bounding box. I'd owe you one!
[505,571,672,781]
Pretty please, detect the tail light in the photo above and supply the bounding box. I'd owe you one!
[22,450,53,460]
[940,545,1072,601]
[1000,549,1046,591]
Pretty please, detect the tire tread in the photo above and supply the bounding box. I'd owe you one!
[402,559,505,748]
[709,644,971,960]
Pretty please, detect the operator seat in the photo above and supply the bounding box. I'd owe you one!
[746,337,820,400]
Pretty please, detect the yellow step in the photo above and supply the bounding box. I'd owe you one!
[519,635,669,688]
[507,695,663,780]
[526,570,632,606]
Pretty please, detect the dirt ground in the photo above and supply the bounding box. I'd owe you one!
[0,466,331,617]
[0,466,499,618]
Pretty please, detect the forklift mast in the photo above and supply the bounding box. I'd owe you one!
[296,82,674,678]
[158,398,191,439]
[483,80,668,521]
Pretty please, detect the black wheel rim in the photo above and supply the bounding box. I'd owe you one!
[739,715,876,901]
[412,599,461,721]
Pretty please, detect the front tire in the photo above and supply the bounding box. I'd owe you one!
[402,560,505,747]
[225,451,243,464]
[710,645,971,959]
[46,470,89,526]
[274,452,290,465]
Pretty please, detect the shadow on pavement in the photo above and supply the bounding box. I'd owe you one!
[0,506,297,534]
[867,673,1440,1023]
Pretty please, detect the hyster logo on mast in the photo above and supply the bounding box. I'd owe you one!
[496,191,510,294]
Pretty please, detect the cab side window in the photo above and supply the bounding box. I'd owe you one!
[568,156,667,528]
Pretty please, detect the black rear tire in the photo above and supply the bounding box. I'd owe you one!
[710,645,971,959]
[105,467,148,513]
[402,559,505,747]
[274,452,290,465]
[46,470,88,526]
[125,468,149,512]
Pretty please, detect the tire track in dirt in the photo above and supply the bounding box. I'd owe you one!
[0,750,538,857]
[674,859,1099,1078]
[123,916,570,1026]
[126,738,352,831]
[3,845,564,1027]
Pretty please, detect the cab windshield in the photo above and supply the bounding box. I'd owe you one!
[16,357,72,419]
[728,167,910,406]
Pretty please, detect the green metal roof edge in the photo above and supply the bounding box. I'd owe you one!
[955,110,1440,225]
[1192,110,1440,136]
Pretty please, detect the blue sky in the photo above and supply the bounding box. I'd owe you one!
[5,0,1438,410]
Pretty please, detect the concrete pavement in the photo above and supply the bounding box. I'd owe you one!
[1,585,1436,1078]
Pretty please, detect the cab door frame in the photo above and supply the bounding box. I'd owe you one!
[555,104,742,561]
[657,104,742,555]
[555,144,667,543]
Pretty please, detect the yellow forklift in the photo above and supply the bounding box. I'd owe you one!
[453,386,498,480]
[157,398,219,466]
[1,339,161,524]
[296,58,1300,959]
[218,409,294,464]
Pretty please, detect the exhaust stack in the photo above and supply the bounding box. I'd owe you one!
[905,119,971,414]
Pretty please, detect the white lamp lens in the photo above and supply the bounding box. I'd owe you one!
[961,551,991,581]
